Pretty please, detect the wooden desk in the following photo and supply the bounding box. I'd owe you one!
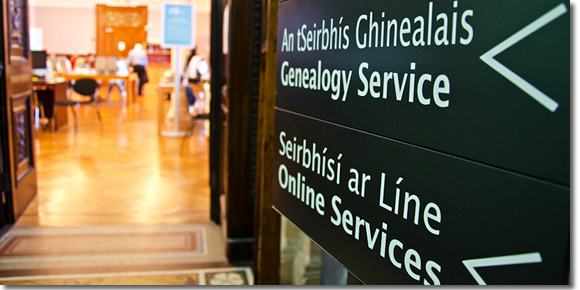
[32,78,69,130]
[157,83,174,135]
[57,70,138,105]
[157,83,192,137]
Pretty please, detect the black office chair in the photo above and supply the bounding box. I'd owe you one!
[185,113,209,133]
[180,113,209,154]
[33,87,55,132]
[55,78,102,132]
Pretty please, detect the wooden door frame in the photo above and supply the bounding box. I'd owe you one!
[252,0,279,285]
[221,0,258,263]
[209,0,280,283]
[1,0,36,222]
[209,0,223,226]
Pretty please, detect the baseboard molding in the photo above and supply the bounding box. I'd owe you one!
[227,237,254,262]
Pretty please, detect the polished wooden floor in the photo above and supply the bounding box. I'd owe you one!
[19,64,211,227]
[0,64,239,285]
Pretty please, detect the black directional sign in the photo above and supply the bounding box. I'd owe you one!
[273,0,570,285]
[275,0,570,186]
[273,110,569,285]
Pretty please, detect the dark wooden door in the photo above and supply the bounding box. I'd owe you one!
[0,61,12,226]
[0,0,36,222]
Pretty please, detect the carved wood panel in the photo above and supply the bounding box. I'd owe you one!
[10,93,33,184]
[104,11,143,27]
[8,0,28,62]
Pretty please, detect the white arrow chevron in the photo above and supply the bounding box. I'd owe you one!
[480,3,567,112]
[462,252,542,285]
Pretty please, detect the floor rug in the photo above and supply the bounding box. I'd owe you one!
[0,224,252,285]
[0,267,254,285]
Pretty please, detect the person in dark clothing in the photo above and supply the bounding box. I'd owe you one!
[126,43,149,96]
[132,65,149,96]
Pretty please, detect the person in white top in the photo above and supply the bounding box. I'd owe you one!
[182,48,210,116]
[126,43,149,96]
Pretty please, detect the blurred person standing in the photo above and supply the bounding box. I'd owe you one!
[126,43,149,96]
[182,48,210,116]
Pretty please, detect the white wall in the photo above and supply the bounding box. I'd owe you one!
[147,9,162,44]
[29,0,210,55]
[30,6,95,54]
